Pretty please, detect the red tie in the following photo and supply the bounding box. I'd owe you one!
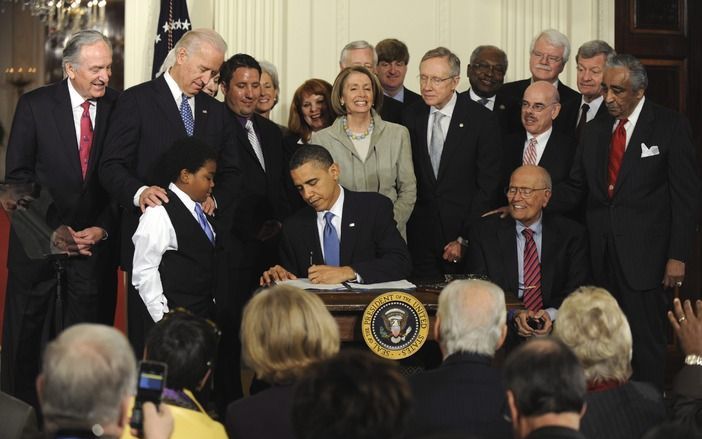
[79,101,93,179]
[522,228,543,312]
[607,118,628,198]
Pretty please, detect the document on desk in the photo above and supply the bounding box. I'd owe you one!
[277,279,416,291]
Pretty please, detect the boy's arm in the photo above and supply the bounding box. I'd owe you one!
[132,206,177,322]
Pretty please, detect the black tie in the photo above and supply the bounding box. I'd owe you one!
[575,103,590,141]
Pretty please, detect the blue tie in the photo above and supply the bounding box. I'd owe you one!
[194,203,215,244]
[323,211,340,266]
[180,93,194,136]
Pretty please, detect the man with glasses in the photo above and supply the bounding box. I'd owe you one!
[403,47,502,279]
[500,29,580,136]
[467,165,589,339]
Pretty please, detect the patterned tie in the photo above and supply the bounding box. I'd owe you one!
[429,112,445,177]
[478,97,490,106]
[523,137,538,165]
[607,118,628,198]
[180,93,194,136]
[575,103,590,141]
[79,101,93,179]
[245,119,266,171]
[194,203,215,244]
[322,211,340,266]
[522,228,543,312]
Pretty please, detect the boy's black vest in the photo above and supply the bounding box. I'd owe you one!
[160,190,218,318]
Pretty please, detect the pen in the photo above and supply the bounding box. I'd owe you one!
[309,250,314,267]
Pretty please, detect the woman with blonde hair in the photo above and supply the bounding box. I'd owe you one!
[225,285,340,439]
[554,286,665,439]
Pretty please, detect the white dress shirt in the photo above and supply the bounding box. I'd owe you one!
[579,95,604,124]
[469,88,496,111]
[523,127,553,165]
[426,91,458,147]
[612,96,645,149]
[67,78,96,146]
[315,186,345,261]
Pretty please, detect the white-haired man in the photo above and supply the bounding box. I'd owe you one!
[407,279,512,438]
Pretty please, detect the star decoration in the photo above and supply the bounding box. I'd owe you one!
[155,34,161,43]
[181,19,190,30]
[162,22,170,33]
[173,19,182,30]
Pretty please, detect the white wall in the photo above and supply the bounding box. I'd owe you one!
[125,0,614,125]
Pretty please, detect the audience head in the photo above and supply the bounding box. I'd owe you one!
[163,137,217,203]
[467,45,508,98]
[288,79,334,142]
[521,81,561,136]
[220,53,262,118]
[437,279,507,358]
[554,286,633,385]
[575,40,614,102]
[170,28,227,96]
[507,165,552,227]
[419,47,461,109]
[241,285,340,384]
[339,40,377,70]
[62,30,112,100]
[145,309,220,392]
[375,38,410,96]
[289,144,341,212]
[331,66,384,117]
[603,53,647,120]
[38,324,137,436]
[256,60,280,117]
[292,350,412,439]
[529,29,570,82]
[503,338,586,438]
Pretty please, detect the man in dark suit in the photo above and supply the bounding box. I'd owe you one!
[1,30,119,408]
[403,47,502,278]
[375,38,422,106]
[408,279,511,439]
[467,165,589,338]
[499,29,580,136]
[504,338,588,439]
[463,45,519,133]
[552,54,701,389]
[260,144,411,286]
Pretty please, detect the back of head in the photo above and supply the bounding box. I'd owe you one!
[553,286,633,384]
[145,310,220,391]
[241,285,340,384]
[289,144,335,171]
[438,279,506,357]
[292,350,412,439]
[503,338,585,417]
[40,324,136,431]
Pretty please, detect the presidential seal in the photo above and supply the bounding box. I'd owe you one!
[361,291,430,360]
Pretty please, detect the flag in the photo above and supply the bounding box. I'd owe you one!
[152,0,191,78]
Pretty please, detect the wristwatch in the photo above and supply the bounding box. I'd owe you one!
[457,236,469,248]
[684,354,702,366]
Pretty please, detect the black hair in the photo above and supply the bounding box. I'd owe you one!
[145,311,219,391]
[163,137,218,184]
[503,338,586,417]
[219,53,261,87]
[289,144,334,171]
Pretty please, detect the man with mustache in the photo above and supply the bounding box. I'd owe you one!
[500,29,580,137]
[1,30,119,409]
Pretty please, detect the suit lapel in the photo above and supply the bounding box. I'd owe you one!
[339,191,357,266]
[86,90,114,181]
[53,81,83,181]
[498,218,519,294]
[414,104,435,184]
[304,208,324,265]
[193,93,211,137]
[152,76,188,137]
[613,101,654,197]
[437,94,467,179]
[540,214,558,305]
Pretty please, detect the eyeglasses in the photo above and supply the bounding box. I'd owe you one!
[418,75,456,86]
[505,186,550,197]
[521,101,555,113]
[471,62,507,75]
[531,50,563,64]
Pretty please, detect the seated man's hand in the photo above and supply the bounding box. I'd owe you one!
[260,265,297,286]
[308,265,355,284]
[139,186,169,212]
[668,298,702,356]
[514,309,552,337]
[482,205,510,218]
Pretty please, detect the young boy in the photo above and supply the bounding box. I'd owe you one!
[132,137,220,322]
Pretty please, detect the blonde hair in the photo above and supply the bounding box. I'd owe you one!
[553,286,633,384]
[241,285,340,383]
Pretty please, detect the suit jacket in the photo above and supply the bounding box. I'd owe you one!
[559,95,609,140]
[4,79,119,268]
[402,87,422,106]
[551,98,701,290]
[379,93,405,124]
[402,93,502,275]
[225,385,295,439]
[462,88,521,135]
[466,213,590,309]
[408,352,512,439]
[671,366,702,436]
[0,391,39,439]
[502,129,577,188]
[279,189,411,283]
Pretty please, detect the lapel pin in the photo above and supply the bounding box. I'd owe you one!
[202,109,208,114]
[349,223,355,227]
[459,123,464,128]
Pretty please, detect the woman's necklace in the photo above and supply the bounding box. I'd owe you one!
[342,115,374,140]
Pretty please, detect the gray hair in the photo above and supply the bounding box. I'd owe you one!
[339,40,378,68]
[258,60,280,91]
[576,40,615,63]
[40,324,137,430]
[62,30,111,71]
[174,28,227,58]
[421,47,461,77]
[606,53,648,92]
[531,29,571,65]
[156,48,176,77]
[469,45,508,69]
[438,279,506,357]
